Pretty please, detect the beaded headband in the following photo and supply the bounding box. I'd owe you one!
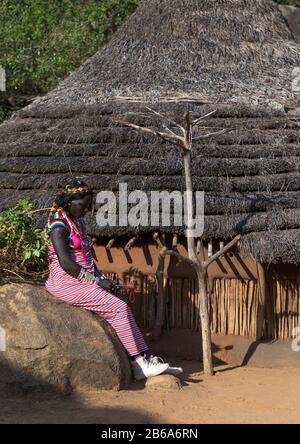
[64,184,90,194]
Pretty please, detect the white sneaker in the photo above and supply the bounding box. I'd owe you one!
[150,356,183,376]
[131,356,170,381]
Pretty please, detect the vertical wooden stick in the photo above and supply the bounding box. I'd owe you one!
[256,262,266,340]
[152,248,166,339]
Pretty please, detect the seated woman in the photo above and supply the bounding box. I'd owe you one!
[45,179,181,380]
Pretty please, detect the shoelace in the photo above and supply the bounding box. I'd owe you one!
[138,354,165,366]
[149,356,165,365]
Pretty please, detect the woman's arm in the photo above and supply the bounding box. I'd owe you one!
[50,227,81,278]
[50,228,109,286]
[91,244,97,261]
[91,253,118,293]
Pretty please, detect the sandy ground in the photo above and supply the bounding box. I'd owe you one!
[1,361,300,424]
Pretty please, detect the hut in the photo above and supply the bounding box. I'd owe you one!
[0,0,300,343]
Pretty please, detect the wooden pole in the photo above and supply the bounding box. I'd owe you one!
[196,239,202,255]
[172,233,178,250]
[106,238,115,249]
[256,262,267,340]
[196,267,214,374]
[124,236,137,251]
[152,247,165,340]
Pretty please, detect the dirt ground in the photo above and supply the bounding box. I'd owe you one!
[1,361,300,424]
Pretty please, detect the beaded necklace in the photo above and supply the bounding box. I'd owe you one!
[62,210,90,261]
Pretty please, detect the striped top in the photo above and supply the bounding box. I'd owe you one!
[45,208,94,274]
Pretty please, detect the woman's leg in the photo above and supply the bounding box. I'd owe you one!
[46,279,173,379]
[63,284,149,358]
[97,292,149,357]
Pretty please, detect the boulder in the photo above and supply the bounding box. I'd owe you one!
[279,5,300,42]
[0,283,132,395]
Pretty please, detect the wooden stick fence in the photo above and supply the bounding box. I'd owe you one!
[268,279,300,340]
[139,277,260,335]
[117,273,300,339]
[209,278,260,336]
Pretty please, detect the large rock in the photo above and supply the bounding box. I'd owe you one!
[0,283,132,395]
[279,5,300,42]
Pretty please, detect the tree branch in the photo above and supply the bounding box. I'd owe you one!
[203,234,241,269]
[153,232,196,268]
[162,124,181,139]
[192,110,217,126]
[184,111,192,150]
[193,128,231,141]
[145,106,185,133]
[112,118,184,147]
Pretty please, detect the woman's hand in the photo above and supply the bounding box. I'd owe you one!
[98,278,116,293]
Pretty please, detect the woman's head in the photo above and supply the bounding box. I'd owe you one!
[52,179,93,219]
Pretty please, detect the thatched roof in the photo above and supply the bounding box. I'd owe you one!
[21,0,300,107]
[0,0,300,264]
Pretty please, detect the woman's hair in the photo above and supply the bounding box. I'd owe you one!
[52,178,93,212]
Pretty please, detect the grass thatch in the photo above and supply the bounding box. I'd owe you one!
[14,0,300,110]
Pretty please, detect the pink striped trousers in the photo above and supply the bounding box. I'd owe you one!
[45,250,148,357]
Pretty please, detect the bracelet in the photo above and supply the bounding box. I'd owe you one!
[77,267,98,283]
[94,267,106,280]
[77,267,86,280]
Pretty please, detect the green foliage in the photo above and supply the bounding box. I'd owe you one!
[0,199,47,274]
[0,0,141,121]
